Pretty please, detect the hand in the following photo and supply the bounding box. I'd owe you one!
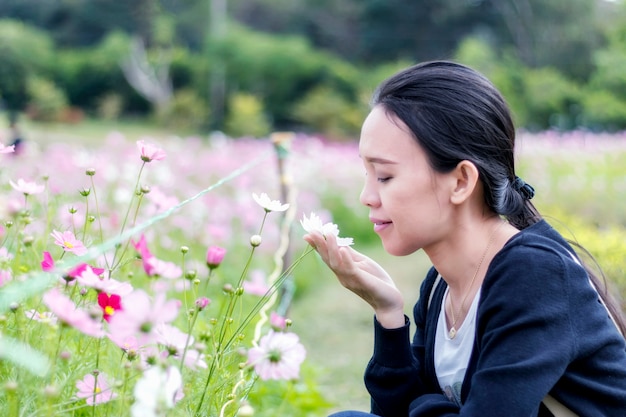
[304,231,406,328]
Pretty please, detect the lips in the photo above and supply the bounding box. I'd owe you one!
[370,218,392,233]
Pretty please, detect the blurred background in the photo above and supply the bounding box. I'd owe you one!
[2,1,626,415]
[2,0,626,138]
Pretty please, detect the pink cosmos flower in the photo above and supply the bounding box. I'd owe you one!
[0,269,12,287]
[137,139,166,162]
[0,143,15,154]
[146,257,182,279]
[51,230,88,256]
[132,234,157,276]
[242,270,269,296]
[41,251,55,272]
[107,290,180,346]
[247,330,306,380]
[9,178,45,195]
[205,245,226,269]
[76,266,133,295]
[76,372,117,405]
[42,288,104,338]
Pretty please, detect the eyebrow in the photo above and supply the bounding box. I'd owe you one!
[361,156,397,164]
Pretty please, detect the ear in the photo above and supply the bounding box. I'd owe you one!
[449,160,480,205]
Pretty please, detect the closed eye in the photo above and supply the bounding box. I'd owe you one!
[377,177,391,183]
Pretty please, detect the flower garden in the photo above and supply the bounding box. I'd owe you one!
[1,127,625,416]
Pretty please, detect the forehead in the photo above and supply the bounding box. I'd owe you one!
[359,106,420,162]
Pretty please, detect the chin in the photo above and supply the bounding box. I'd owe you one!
[381,241,416,257]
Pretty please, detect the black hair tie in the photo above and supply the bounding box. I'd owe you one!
[512,176,535,200]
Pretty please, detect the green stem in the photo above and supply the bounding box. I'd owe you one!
[90,176,110,269]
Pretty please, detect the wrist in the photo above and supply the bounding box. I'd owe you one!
[375,307,405,329]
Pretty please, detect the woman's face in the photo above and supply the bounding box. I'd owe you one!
[359,106,453,256]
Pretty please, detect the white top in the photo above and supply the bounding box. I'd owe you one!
[434,286,481,406]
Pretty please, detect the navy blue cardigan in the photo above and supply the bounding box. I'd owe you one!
[364,220,626,416]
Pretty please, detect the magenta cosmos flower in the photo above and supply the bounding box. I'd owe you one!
[10,178,45,195]
[247,330,306,380]
[137,139,166,162]
[51,230,88,256]
[76,372,117,405]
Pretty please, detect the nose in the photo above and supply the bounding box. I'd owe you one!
[359,181,380,207]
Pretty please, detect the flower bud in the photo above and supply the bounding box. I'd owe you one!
[195,297,211,311]
[180,246,189,254]
[223,283,234,294]
[206,246,226,269]
[23,235,34,247]
[4,381,18,392]
[79,188,91,197]
[140,185,151,194]
[9,302,19,312]
[238,402,255,417]
[185,270,197,280]
[250,235,262,247]
[86,168,96,176]
[68,206,78,214]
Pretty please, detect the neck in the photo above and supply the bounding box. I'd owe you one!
[428,216,516,291]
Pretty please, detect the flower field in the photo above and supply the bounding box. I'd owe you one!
[1,127,625,416]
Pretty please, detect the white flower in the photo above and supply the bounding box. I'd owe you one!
[131,365,183,417]
[300,212,354,247]
[252,193,289,212]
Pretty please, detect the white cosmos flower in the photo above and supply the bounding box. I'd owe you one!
[300,212,354,247]
[131,365,182,417]
[252,193,290,212]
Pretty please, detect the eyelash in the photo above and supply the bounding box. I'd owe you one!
[377,177,391,183]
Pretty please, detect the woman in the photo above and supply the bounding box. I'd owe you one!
[303,61,626,416]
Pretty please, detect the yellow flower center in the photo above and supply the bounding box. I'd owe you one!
[64,241,74,249]
[94,386,101,394]
[104,306,115,316]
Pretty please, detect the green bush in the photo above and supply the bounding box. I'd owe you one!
[156,88,209,131]
[25,76,68,122]
[522,67,582,130]
[224,93,271,138]
[291,85,364,139]
[0,19,55,112]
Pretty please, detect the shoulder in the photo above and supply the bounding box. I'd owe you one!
[483,220,588,299]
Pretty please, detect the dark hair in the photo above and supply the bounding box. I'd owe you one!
[372,60,626,334]
[372,60,540,230]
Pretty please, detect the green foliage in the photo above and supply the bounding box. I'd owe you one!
[224,93,271,138]
[522,67,582,130]
[291,86,364,139]
[246,363,333,416]
[53,31,146,115]
[545,207,626,302]
[580,90,626,130]
[156,89,209,131]
[25,76,69,122]
[0,19,55,111]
